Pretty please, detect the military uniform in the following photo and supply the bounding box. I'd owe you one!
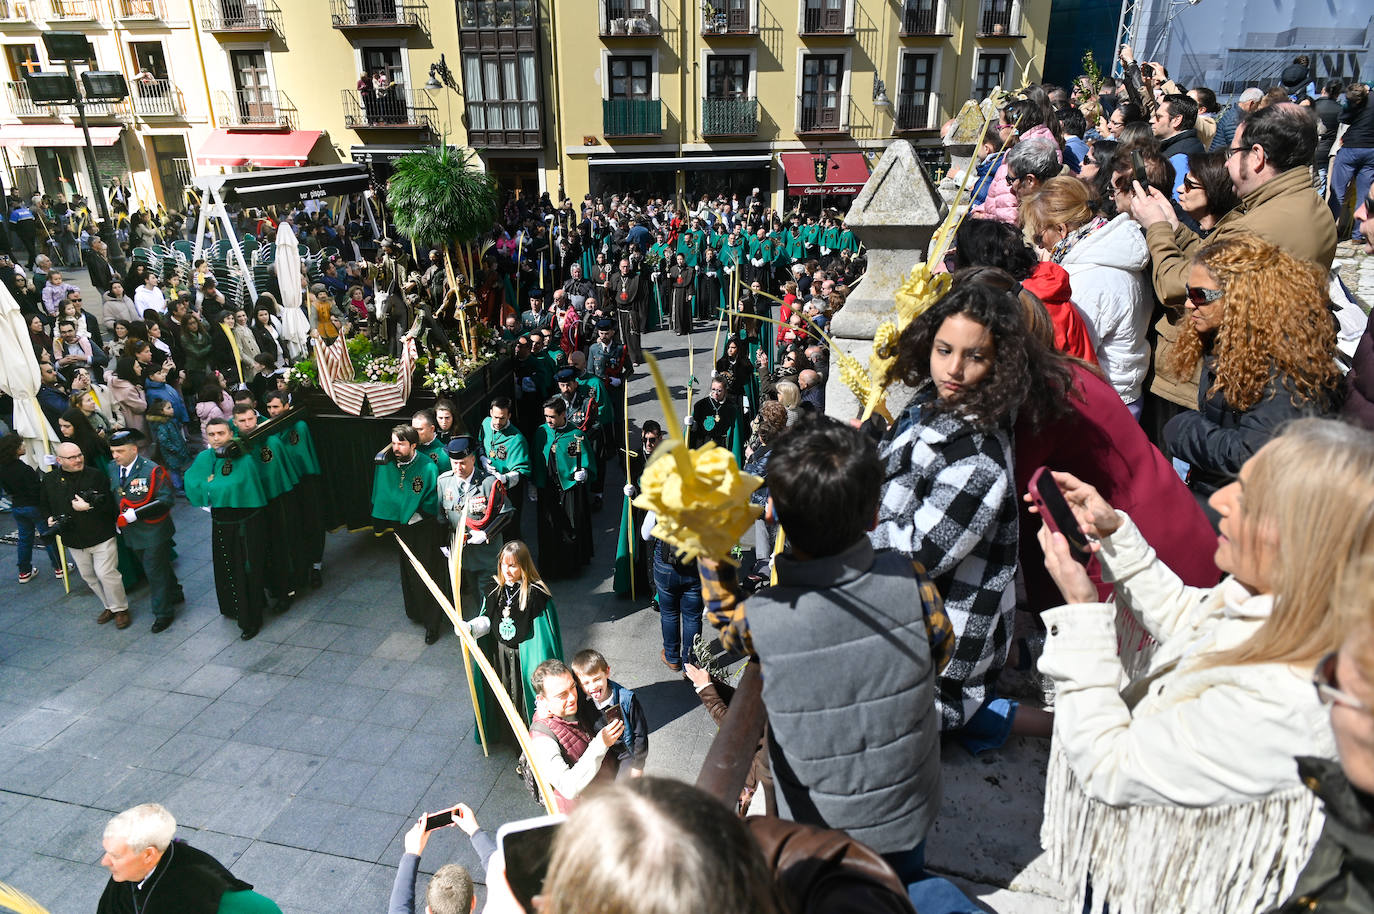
[110,454,181,623]
[437,459,512,615]
[371,453,445,640]
[185,444,269,636]
[532,420,594,579]
[519,307,553,335]
[480,416,532,544]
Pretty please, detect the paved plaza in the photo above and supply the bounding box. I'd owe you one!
[0,269,1058,913]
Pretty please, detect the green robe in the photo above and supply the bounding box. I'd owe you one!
[241,432,298,500]
[416,437,448,475]
[185,447,268,509]
[371,456,439,524]
[533,423,592,490]
[838,228,861,253]
[274,419,321,477]
[675,231,702,267]
[783,228,807,261]
[479,418,532,480]
[471,588,564,735]
[820,226,841,252]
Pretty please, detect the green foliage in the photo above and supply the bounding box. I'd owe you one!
[1080,50,1105,97]
[386,145,499,247]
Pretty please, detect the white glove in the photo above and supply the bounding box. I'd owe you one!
[440,546,451,559]
[651,272,661,281]
[623,484,638,498]
[752,258,764,267]
[502,471,521,487]
[528,487,538,502]
[121,508,137,524]
[479,456,495,474]
[467,529,488,545]
[573,468,588,483]
[684,416,694,428]
[468,616,492,639]
[609,377,622,387]
[521,376,536,393]
[44,454,58,466]
[706,271,717,278]
[201,505,211,513]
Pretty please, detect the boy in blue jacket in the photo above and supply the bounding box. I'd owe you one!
[571,648,649,776]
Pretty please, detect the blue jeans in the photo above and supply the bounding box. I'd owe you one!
[13,506,60,574]
[653,555,702,667]
[1330,145,1374,239]
[882,844,983,914]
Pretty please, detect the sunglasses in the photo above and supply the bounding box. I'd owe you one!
[1082,157,1096,166]
[1006,173,1027,186]
[1184,285,1225,307]
[1182,175,1204,192]
[1313,652,1369,713]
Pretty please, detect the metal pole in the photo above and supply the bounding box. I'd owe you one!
[66,60,127,278]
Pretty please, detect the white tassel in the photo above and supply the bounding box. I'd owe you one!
[1114,598,1157,682]
[1041,745,1324,914]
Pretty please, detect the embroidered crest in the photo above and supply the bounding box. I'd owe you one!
[260,446,273,463]
[498,616,517,640]
[496,444,508,461]
[412,476,424,494]
[288,430,300,445]
[221,459,234,476]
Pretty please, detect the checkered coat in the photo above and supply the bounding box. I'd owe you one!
[870,398,1019,731]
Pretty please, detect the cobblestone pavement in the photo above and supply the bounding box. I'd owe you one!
[1,268,1060,913]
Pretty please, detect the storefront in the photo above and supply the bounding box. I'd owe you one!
[195,129,324,172]
[779,151,871,215]
[0,125,126,202]
[587,153,773,206]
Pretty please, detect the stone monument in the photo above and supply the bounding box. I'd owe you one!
[824,140,946,420]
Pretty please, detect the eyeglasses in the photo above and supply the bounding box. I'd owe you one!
[1082,157,1096,166]
[1006,173,1027,186]
[1182,175,1204,192]
[1184,285,1225,307]
[1224,145,1251,160]
[1313,652,1370,713]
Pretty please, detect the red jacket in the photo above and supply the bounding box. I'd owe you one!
[1015,365,1220,613]
[1020,261,1099,366]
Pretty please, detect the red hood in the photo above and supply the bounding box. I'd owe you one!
[1022,260,1073,306]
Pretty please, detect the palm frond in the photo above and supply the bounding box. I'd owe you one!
[386,145,499,247]
[0,881,51,914]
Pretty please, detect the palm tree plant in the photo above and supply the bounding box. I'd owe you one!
[387,144,499,357]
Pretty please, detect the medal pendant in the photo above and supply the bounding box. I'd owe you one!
[499,617,517,640]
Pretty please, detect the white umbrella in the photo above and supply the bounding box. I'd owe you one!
[0,279,57,466]
[274,221,309,360]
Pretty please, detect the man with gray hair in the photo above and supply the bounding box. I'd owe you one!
[97,803,260,914]
[1209,86,1264,152]
[1004,138,1062,203]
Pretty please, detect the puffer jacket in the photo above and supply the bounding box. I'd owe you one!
[1058,214,1151,404]
[973,124,1061,224]
[1163,355,1337,495]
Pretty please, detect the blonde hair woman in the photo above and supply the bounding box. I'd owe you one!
[1163,234,1340,496]
[1022,175,1151,413]
[475,540,564,728]
[1036,418,1374,913]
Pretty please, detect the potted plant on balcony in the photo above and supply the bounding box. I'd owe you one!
[386,143,499,364]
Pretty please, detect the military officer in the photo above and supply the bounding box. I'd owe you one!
[107,429,183,632]
[532,396,594,579]
[371,424,446,644]
[519,288,554,335]
[185,418,270,640]
[437,435,512,615]
[479,396,531,544]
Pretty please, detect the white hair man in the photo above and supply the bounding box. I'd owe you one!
[98,803,259,913]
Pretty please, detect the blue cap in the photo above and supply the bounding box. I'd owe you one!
[445,436,475,459]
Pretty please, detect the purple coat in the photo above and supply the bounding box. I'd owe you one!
[1344,318,1374,431]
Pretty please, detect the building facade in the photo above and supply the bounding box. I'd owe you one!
[2,0,1051,213]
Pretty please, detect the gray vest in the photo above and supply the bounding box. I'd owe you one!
[747,537,941,854]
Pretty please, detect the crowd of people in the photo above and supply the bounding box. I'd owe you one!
[7,47,1374,914]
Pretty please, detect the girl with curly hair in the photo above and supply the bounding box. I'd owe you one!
[871,269,1071,748]
[1163,234,1341,500]
[1159,233,1341,505]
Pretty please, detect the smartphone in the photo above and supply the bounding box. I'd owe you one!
[498,814,566,914]
[603,703,624,724]
[1027,467,1092,566]
[1140,63,1154,79]
[1131,149,1148,188]
[422,808,455,832]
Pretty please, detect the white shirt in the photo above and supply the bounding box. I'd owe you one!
[133,285,167,316]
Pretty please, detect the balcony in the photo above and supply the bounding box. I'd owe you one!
[894,90,938,131]
[977,0,1020,36]
[341,86,435,131]
[464,100,542,149]
[796,95,846,134]
[602,97,661,136]
[600,0,659,37]
[200,0,283,37]
[800,4,850,36]
[216,88,296,129]
[330,0,428,31]
[0,0,37,22]
[132,78,185,117]
[700,3,754,35]
[46,0,99,19]
[5,80,130,117]
[116,0,166,19]
[702,96,757,135]
[900,0,944,35]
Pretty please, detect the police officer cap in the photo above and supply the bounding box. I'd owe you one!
[554,366,577,383]
[109,428,147,446]
[528,287,544,299]
[595,318,616,332]
[445,436,475,459]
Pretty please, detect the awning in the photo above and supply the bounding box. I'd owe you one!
[779,151,871,195]
[350,144,452,166]
[195,129,322,169]
[216,163,373,207]
[0,125,123,149]
[588,154,774,171]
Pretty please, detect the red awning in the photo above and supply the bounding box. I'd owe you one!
[780,151,871,195]
[195,129,322,169]
[0,125,123,149]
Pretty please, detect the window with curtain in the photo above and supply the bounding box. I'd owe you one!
[462,50,538,132]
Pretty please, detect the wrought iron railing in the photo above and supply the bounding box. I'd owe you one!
[895,90,936,130]
[978,0,1016,35]
[329,0,428,30]
[602,97,662,136]
[132,78,184,117]
[797,94,845,132]
[46,0,98,18]
[901,0,940,34]
[600,0,659,36]
[215,88,296,128]
[702,96,757,135]
[801,4,848,34]
[200,0,283,36]
[700,3,752,34]
[341,85,436,130]
[6,80,131,117]
[0,0,37,22]
[116,0,165,17]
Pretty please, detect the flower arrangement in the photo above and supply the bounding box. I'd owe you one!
[422,354,472,395]
[285,358,317,389]
[364,355,404,383]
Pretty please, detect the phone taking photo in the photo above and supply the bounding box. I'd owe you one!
[498,814,566,914]
[602,703,624,725]
[422,808,455,832]
[1131,149,1149,188]
[1028,467,1093,566]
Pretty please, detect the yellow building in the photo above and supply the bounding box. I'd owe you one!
[1,0,1048,213]
[548,0,1050,208]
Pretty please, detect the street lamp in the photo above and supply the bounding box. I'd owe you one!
[423,54,459,142]
[873,76,893,117]
[25,31,128,277]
